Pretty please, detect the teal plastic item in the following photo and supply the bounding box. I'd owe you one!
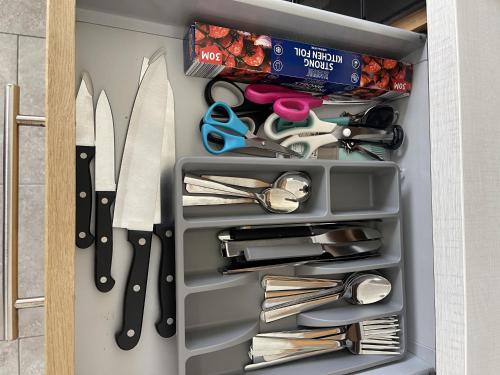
[339,144,388,161]
[201,124,247,155]
[201,102,250,154]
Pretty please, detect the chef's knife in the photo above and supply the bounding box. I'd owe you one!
[113,54,169,350]
[145,54,177,338]
[75,72,95,248]
[94,90,116,292]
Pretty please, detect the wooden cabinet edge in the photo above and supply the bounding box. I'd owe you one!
[45,1,76,375]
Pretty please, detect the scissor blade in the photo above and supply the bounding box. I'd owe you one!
[246,138,302,158]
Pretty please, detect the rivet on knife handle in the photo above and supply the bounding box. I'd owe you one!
[116,230,152,350]
[76,145,95,248]
[154,224,176,338]
[94,191,116,292]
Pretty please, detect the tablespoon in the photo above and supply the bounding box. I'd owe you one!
[184,174,299,213]
[261,273,391,322]
[200,171,311,202]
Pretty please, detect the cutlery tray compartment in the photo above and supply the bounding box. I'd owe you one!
[175,157,406,375]
[180,159,328,221]
[330,164,400,218]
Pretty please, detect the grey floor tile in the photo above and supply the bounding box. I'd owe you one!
[18,36,46,185]
[19,307,44,338]
[18,36,46,116]
[0,1,46,37]
[0,340,19,375]
[18,185,45,298]
[19,336,44,375]
[19,126,45,185]
[0,33,18,181]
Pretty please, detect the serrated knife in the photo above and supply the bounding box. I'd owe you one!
[140,54,177,339]
[113,54,169,350]
[75,72,95,248]
[94,90,116,292]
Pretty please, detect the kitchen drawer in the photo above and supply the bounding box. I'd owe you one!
[42,1,439,374]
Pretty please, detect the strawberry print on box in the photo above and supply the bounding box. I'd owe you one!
[184,21,412,100]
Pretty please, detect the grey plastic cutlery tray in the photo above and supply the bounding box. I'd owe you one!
[174,157,405,375]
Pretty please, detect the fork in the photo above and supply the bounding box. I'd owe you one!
[245,316,401,371]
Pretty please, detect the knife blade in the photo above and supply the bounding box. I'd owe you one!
[222,250,380,274]
[148,53,177,339]
[94,90,116,292]
[113,54,169,350]
[75,71,95,248]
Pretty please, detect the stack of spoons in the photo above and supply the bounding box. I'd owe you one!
[182,171,311,213]
[260,273,392,323]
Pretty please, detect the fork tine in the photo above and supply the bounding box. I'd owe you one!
[361,339,399,345]
[362,324,399,330]
[360,344,401,350]
[362,317,398,325]
[359,349,401,355]
[364,332,400,338]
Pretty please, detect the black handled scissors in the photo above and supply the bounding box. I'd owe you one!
[199,78,273,136]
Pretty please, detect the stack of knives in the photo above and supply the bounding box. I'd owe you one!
[219,223,383,273]
[75,49,176,350]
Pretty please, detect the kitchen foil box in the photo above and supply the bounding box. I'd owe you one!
[184,21,413,101]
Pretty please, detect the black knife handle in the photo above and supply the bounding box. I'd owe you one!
[94,191,116,293]
[153,224,176,338]
[227,226,313,241]
[76,145,95,248]
[116,230,152,350]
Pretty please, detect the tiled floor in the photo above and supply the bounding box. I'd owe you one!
[0,0,46,374]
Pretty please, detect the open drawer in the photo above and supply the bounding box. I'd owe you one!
[44,1,436,374]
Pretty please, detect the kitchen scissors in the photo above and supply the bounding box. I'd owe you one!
[202,78,272,133]
[273,104,397,133]
[201,102,302,158]
[245,84,371,122]
[263,111,404,158]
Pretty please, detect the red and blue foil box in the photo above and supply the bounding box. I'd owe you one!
[184,22,412,100]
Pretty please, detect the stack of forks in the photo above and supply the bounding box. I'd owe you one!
[245,316,401,371]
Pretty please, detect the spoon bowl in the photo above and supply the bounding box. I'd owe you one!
[257,188,300,214]
[343,273,391,305]
[273,171,311,203]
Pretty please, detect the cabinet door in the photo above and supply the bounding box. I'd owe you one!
[45,1,76,375]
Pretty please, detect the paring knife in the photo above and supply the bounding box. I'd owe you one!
[141,53,177,339]
[94,90,116,292]
[113,53,169,350]
[75,72,95,248]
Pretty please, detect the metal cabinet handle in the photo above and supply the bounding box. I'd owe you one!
[3,84,46,340]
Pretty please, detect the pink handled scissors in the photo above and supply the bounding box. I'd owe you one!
[244,84,370,122]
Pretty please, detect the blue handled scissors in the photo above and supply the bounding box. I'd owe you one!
[201,102,302,158]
